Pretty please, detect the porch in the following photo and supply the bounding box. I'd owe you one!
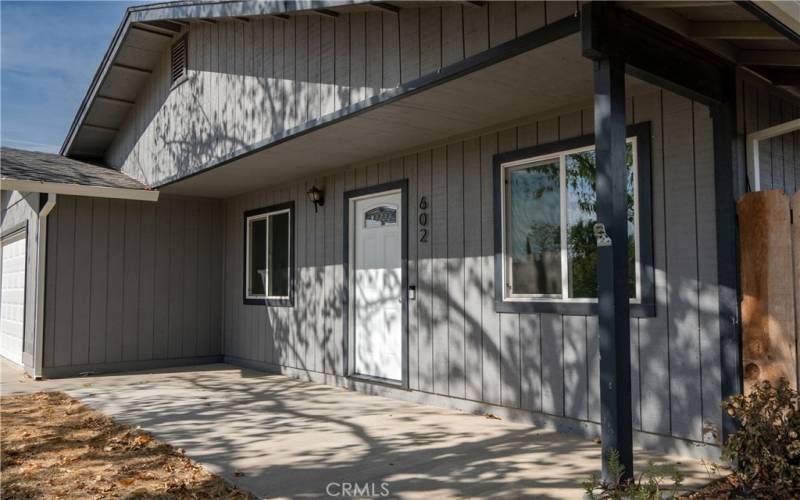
[0,359,714,499]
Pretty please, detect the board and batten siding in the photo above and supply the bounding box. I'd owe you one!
[737,69,800,194]
[0,190,41,371]
[41,195,225,377]
[222,88,723,451]
[104,1,580,187]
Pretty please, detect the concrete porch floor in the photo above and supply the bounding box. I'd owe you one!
[1,360,717,499]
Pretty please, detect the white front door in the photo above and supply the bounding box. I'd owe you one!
[352,191,403,381]
[1,233,26,366]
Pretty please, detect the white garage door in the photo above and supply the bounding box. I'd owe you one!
[1,232,26,365]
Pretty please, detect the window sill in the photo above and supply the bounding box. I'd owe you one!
[244,297,293,307]
[494,299,656,317]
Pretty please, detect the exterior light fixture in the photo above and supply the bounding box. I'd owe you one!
[307,186,324,213]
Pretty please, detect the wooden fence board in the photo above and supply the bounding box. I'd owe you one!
[739,190,797,391]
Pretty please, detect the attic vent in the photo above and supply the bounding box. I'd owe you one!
[170,36,187,87]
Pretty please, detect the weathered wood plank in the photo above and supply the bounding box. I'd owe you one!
[332,171,345,374]
[153,198,171,359]
[563,315,588,420]
[324,173,336,374]
[634,90,671,436]
[545,0,577,24]
[182,200,199,358]
[399,8,420,83]
[382,12,399,90]
[447,142,466,398]
[417,151,434,393]
[350,12,366,105]
[334,13,350,111]
[320,18,335,117]
[53,198,76,367]
[442,4,464,67]
[89,199,109,365]
[405,154,420,390]
[296,16,309,126]
[365,11,382,99]
[308,16,322,122]
[516,1,545,35]
[740,190,797,391]
[463,138,483,402]
[489,1,516,47]
[106,199,125,364]
[480,133,502,406]
[195,202,211,357]
[431,146,449,395]
[71,197,92,366]
[168,199,185,358]
[463,2,488,58]
[122,201,141,362]
[419,7,441,75]
[284,17,297,130]
[693,102,722,443]
[663,91,702,442]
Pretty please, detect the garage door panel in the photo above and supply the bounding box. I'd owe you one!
[1,234,27,365]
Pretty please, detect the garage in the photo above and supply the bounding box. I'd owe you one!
[1,230,26,365]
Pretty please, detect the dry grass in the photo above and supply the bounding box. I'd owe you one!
[1,391,252,499]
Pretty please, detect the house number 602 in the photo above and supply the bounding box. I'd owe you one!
[419,196,429,243]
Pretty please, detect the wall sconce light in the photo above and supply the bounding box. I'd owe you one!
[307,186,324,213]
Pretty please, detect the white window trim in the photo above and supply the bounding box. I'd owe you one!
[499,137,642,304]
[245,207,291,300]
[747,118,800,191]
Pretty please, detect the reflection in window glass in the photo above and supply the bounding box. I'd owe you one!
[364,206,397,228]
[268,212,290,297]
[566,143,636,298]
[507,160,562,295]
[248,218,267,296]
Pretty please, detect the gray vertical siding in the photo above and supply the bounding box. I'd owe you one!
[222,87,723,450]
[42,195,224,377]
[38,0,772,457]
[0,191,41,372]
[738,70,800,194]
[104,1,580,187]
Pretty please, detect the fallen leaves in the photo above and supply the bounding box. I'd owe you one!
[0,391,253,499]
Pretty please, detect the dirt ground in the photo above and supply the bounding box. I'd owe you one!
[0,391,252,499]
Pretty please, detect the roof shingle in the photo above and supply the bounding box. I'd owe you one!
[0,147,150,191]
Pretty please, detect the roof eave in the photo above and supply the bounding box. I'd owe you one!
[60,0,370,159]
[1,178,160,202]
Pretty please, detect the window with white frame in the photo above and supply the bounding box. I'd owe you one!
[244,203,293,304]
[494,124,654,315]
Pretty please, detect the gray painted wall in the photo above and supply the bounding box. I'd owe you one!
[0,191,40,372]
[42,195,225,377]
[737,70,800,194]
[221,87,723,451]
[104,1,579,187]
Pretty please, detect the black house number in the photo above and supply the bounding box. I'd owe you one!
[419,196,429,243]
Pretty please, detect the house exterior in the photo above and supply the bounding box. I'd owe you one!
[2,0,799,462]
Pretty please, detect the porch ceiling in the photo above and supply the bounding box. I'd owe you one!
[163,33,647,199]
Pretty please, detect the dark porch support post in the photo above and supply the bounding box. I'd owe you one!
[712,83,743,442]
[593,53,634,481]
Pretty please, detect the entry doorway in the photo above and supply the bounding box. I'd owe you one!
[345,181,408,385]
